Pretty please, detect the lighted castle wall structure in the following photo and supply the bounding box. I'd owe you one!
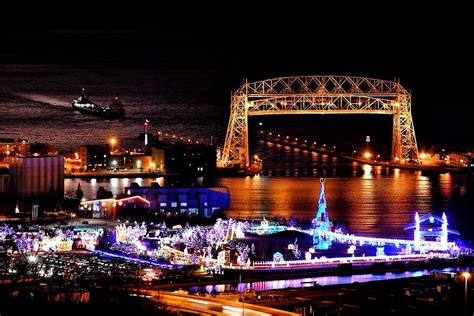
[313,178,332,250]
[404,212,459,251]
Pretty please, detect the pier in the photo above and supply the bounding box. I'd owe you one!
[256,131,468,173]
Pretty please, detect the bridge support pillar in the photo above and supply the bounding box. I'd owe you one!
[221,91,249,167]
[391,105,402,163]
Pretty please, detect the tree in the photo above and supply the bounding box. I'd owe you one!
[97,186,113,199]
[75,183,84,200]
[292,238,301,259]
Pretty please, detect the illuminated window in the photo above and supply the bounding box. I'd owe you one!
[171,202,177,208]
[160,202,167,207]
[180,202,187,207]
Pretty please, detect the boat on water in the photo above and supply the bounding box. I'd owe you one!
[72,89,125,119]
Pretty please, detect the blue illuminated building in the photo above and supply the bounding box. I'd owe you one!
[126,184,230,217]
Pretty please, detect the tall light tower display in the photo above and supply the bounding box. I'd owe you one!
[441,212,448,250]
[313,178,332,250]
[144,119,149,146]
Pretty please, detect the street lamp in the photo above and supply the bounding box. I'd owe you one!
[463,272,470,316]
[109,138,116,153]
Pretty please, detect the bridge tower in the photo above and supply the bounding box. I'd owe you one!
[313,178,332,250]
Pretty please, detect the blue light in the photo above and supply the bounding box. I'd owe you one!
[429,216,435,223]
[94,250,174,268]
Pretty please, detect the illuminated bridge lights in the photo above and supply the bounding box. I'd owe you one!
[220,75,419,167]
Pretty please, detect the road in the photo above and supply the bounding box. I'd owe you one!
[145,290,298,315]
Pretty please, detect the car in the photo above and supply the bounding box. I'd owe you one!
[81,221,89,224]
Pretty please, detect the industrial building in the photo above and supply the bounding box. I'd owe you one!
[9,156,64,200]
[148,139,216,176]
[79,145,110,171]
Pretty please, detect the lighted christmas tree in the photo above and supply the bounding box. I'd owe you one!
[313,178,332,250]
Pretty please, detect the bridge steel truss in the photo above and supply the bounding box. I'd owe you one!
[220,75,419,167]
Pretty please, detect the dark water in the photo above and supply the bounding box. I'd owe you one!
[0,64,231,150]
[188,267,467,293]
[1,64,473,242]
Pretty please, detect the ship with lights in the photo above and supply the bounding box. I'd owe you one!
[72,89,125,119]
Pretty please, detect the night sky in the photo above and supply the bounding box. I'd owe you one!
[1,6,472,150]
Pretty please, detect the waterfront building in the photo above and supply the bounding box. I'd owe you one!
[9,156,64,200]
[0,138,29,158]
[148,139,216,176]
[80,195,150,219]
[108,153,153,171]
[126,184,230,217]
[79,145,110,171]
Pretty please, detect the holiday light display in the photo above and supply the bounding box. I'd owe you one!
[0,224,15,241]
[313,178,332,250]
[115,222,147,244]
[76,229,103,251]
[405,212,459,252]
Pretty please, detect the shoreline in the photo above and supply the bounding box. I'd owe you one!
[154,256,471,292]
[257,135,469,174]
[64,171,182,179]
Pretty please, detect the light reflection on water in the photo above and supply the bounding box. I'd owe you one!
[189,270,434,294]
[65,165,474,241]
[64,140,474,241]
